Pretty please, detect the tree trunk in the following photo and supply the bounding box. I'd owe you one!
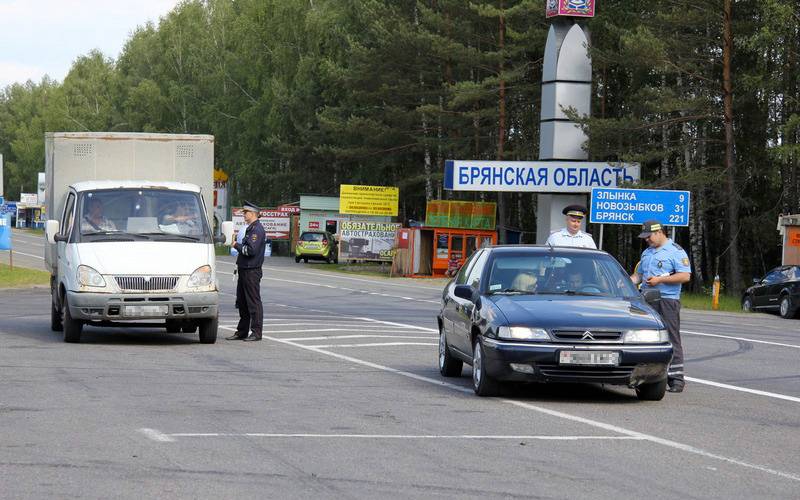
[722,0,742,293]
[496,2,507,243]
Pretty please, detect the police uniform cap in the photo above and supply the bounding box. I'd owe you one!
[562,204,588,219]
[638,219,664,238]
[242,201,261,213]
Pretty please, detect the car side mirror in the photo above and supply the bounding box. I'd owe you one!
[454,284,474,301]
[641,288,661,304]
[752,278,760,285]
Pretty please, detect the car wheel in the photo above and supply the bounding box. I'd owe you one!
[295,255,301,263]
[635,379,667,401]
[472,338,499,397]
[438,327,463,377]
[165,319,182,333]
[62,296,83,343]
[742,295,754,312]
[779,295,797,319]
[51,299,63,332]
[198,317,218,344]
[303,257,308,263]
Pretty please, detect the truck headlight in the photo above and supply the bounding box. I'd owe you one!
[188,265,213,288]
[623,329,667,343]
[77,265,106,287]
[498,326,550,340]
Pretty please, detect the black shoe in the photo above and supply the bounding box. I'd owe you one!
[667,384,684,393]
[226,333,247,340]
[243,334,262,342]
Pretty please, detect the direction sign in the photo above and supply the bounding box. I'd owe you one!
[590,188,691,226]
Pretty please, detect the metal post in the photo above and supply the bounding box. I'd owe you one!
[671,227,676,241]
[598,224,604,250]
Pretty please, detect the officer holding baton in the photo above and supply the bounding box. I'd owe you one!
[227,202,267,342]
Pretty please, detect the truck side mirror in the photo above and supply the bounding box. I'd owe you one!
[216,221,234,245]
[45,220,60,244]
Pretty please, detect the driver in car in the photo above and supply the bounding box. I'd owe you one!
[81,197,116,232]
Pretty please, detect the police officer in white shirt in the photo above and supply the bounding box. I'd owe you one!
[545,205,597,249]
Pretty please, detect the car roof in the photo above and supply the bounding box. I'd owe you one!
[484,245,608,256]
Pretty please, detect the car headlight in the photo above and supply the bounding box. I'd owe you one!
[623,329,667,343]
[77,265,106,287]
[188,265,213,288]
[498,326,550,340]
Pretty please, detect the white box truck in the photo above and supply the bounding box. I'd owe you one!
[44,132,233,343]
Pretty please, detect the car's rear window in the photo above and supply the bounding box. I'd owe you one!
[300,232,325,242]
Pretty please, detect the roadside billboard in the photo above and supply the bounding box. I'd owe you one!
[339,184,399,216]
[339,220,401,262]
[232,207,291,239]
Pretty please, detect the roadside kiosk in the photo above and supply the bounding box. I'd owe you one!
[778,214,800,265]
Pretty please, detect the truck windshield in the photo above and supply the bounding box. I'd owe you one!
[78,189,210,243]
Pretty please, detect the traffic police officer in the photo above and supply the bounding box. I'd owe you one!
[545,204,597,248]
[630,220,692,392]
[227,201,267,342]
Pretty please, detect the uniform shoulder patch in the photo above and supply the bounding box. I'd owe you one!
[682,258,689,266]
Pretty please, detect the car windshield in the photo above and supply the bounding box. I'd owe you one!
[78,189,209,243]
[486,252,640,298]
[300,232,325,242]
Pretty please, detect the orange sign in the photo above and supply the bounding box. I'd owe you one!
[789,227,800,247]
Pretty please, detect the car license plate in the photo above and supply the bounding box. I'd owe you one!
[124,305,168,317]
[559,351,619,366]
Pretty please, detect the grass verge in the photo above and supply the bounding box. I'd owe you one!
[680,292,742,312]
[0,263,50,288]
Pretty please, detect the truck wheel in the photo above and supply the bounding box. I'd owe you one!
[62,296,83,343]
[198,317,218,344]
[165,319,182,333]
[51,300,63,332]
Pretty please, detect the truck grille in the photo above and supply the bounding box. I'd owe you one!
[114,276,179,292]
[551,330,623,342]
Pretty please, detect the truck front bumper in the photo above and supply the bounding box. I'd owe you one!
[66,291,218,321]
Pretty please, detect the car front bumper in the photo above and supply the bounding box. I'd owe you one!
[481,337,672,387]
[66,290,218,322]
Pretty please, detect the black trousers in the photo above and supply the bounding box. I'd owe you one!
[653,298,684,387]
[236,267,263,337]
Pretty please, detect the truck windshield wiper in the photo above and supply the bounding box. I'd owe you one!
[82,231,148,239]
[136,232,201,241]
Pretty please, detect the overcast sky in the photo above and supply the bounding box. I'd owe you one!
[0,0,180,89]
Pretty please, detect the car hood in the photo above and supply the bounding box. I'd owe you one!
[76,242,213,275]
[490,295,662,331]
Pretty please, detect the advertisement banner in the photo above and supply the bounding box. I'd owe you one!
[339,184,399,216]
[231,207,290,239]
[339,220,401,262]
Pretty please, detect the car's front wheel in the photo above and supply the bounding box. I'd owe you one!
[779,295,797,319]
[472,338,499,397]
[635,379,667,401]
[198,317,218,344]
[438,327,462,377]
[742,295,754,312]
[62,296,83,343]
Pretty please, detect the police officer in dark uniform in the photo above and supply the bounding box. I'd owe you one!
[226,201,267,342]
[630,220,692,392]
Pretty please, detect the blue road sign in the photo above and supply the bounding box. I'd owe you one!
[590,188,691,226]
[0,213,11,250]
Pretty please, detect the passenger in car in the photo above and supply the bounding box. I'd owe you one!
[511,271,538,291]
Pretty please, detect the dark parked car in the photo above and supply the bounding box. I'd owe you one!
[742,265,800,318]
[437,246,672,400]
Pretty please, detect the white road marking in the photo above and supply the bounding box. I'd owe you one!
[309,342,437,349]
[283,335,434,341]
[161,433,644,441]
[683,330,800,349]
[217,322,800,483]
[685,377,800,404]
[138,428,175,442]
[5,250,43,260]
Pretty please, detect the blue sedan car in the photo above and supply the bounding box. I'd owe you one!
[437,246,672,400]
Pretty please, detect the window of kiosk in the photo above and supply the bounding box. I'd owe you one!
[465,235,477,259]
[451,235,463,261]
[436,233,449,260]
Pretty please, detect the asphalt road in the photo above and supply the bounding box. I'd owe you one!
[2,229,799,499]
